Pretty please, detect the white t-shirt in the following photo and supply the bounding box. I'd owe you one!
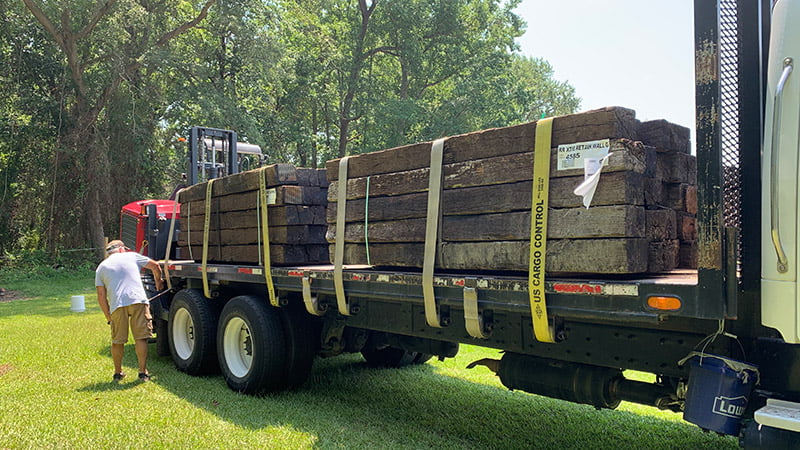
[95,252,151,313]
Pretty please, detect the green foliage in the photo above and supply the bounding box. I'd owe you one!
[2,0,580,254]
[0,249,97,283]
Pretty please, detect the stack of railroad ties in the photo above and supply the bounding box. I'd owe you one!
[176,106,697,275]
[176,166,329,265]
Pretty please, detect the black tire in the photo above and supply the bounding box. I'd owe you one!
[168,289,220,375]
[361,347,432,368]
[149,296,171,357]
[278,303,317,389]
[217,295,287,394]
[154,317,171,357]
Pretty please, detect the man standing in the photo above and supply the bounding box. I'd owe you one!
[96,240,164,382]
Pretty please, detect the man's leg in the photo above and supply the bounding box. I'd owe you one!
[130,303,153,378]
[110,307,129,378]
[134,338,148,375]
[111,343,124,374]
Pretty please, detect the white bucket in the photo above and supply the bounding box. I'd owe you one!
[70,295,86,312]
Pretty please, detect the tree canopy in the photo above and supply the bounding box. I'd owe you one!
[0,0,580,259]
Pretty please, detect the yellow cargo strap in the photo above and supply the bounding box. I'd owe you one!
[463,279,490,339]
[258,168,279,307]
[302,276,325,316]
[423,138,446,328]
[186,202,193,260]
[529,117,556,343]
[201,179,215,299]
[163,188,183,290]
[334,156,351,316]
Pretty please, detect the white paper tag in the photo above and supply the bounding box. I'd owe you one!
[265,188,277,205]
[573,154,612,208]
[583,157,604,179]
[557,139,611,171]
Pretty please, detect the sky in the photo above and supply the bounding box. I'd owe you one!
[514,0,696,138]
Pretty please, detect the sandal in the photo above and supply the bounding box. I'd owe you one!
[112,372,126,382]
[138,372,151,382]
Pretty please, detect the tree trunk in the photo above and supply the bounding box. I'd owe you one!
[337,0,376,157]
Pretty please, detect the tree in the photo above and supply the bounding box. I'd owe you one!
[274,0,578,161]
[362,0,530,150]
[2,0,580,259]
[21,0,215,257]
[161,0,283,155]
[0,2,65,256]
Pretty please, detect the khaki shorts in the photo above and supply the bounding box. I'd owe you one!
[110,303,153,344]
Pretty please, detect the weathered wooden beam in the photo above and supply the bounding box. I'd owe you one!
[331,238,649,274]
[178,225,328,246]
[326,206,646,243]
[327,107,639,180]
[327,139,648,202]
[179,243,329,265]
[648,240,680,273]
[180,205,328,229]
[637,119,691,153]
[179,164,298,203]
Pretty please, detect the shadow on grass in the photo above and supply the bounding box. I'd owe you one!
[77,379,144,393]
[145,350,737,450]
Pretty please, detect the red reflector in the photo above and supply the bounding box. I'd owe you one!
[647,296,682,311]
[553,283,602,294]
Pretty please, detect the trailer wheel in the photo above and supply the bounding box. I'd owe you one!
[168,289,219,375]
[217,295,287,394]
[149,296,171,357]
[361,347,432,368]
[154,318,170,357]
[278,303,317,389]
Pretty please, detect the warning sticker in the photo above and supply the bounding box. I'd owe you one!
[557,139,610,171]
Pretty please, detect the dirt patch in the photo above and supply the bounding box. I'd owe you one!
[0,289,29,303]
[0,364,13,376]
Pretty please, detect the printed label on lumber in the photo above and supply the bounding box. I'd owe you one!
[557,139,610,171]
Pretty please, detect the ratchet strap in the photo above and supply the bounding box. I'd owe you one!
[163,188,184,290]
[463,279,490,339]
[258,168,278,307]
[186,202,193,260]
[423,138,446,328]
[333,156,351,316]
[302,276,325,316]
[201,179,215,299]
[529,117,556,343]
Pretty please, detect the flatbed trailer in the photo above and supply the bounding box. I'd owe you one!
[164,262,705,377]
[125,1,800,447]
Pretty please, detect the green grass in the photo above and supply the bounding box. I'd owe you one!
[0,269,739,449]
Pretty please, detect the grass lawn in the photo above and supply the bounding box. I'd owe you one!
[0,268,739,449]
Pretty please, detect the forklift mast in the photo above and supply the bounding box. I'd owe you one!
[187,126,263,185]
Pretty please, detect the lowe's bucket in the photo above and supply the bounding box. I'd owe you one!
[682,352,759,436]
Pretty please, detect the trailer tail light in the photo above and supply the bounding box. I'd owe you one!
[646,295,682,311]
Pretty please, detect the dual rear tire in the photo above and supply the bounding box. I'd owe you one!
[168,289,220,375]
[167,289,315,394]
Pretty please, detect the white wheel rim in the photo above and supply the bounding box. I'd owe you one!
[172,307,195,360]
[223,316,253,378]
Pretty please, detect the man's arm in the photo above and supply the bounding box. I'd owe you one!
[96,285,112,323]
[145,260,164,292]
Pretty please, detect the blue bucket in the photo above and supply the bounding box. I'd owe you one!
[682,353,759,436]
